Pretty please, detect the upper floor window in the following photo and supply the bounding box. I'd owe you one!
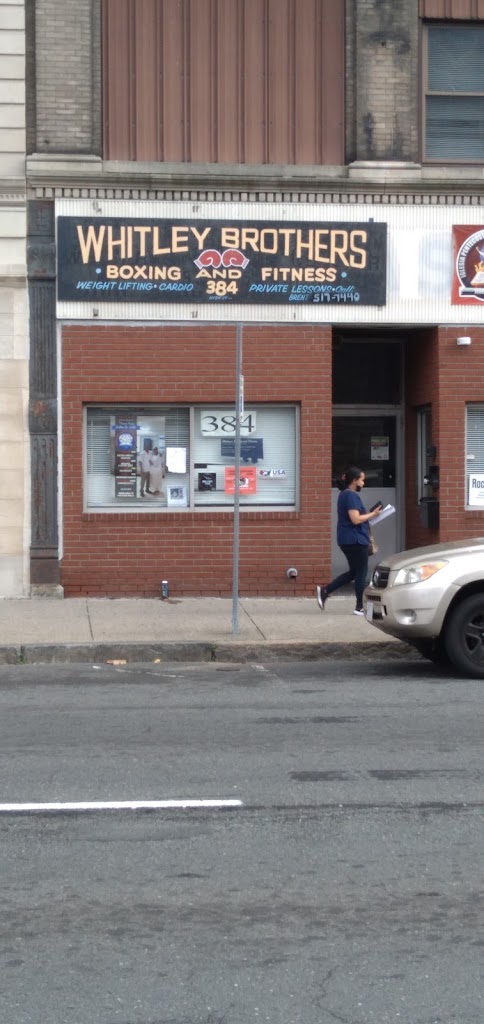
[423,22,484,162]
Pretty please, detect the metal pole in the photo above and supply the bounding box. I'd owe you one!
[232,324,243,634]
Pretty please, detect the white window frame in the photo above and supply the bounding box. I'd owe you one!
[465,404,484,509]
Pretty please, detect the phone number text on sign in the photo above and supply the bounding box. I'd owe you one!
[200,411,256,436]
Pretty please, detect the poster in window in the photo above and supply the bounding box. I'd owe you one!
[224,466,257,494]
[137,419,166,499]
[167,485,188,507]
[468,474,484,507]
[114,427,137,451]
[114,427,137,497]
[371,436,389,461]
[166,447,187,473]
[198,472,217,491]
[115,474,137,498]
[221,437,264,462]
[258,468,287,479]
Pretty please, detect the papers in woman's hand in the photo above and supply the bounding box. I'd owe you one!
[371,504,395,526]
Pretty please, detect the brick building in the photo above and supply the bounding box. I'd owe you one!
[25,0,484,598]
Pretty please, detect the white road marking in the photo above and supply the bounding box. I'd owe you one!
[0,799,243,813]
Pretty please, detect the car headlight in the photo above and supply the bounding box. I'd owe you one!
[393,560,448,586]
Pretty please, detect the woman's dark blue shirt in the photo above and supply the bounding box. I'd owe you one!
[337,488,370,546]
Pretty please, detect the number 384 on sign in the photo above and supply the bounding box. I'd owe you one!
[201,411,257,436]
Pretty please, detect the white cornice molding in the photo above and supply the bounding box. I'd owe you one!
[348,161,484,184]
[30,185,484,206]
[26,154,484,204]
[0,268,27,282]
[0,179,27,205]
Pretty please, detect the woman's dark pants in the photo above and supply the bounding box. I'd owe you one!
[326,543,369,609]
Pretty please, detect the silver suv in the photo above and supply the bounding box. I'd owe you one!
[364,536,484,677]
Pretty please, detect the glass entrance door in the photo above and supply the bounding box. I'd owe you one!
[331,414,399,576]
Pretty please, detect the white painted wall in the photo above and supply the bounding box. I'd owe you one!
[0,0,28,597]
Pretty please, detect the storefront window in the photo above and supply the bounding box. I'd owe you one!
[86,407,190,509]
[193,406,296,507]
[466,405,484,509]
[85,405,297,510]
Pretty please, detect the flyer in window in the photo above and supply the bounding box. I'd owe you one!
[166,447,186,473]
[167,485,187,507]
[224,466,257,494]
[371,436,389,461]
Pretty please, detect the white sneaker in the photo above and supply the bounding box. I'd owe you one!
[353,608,364,616]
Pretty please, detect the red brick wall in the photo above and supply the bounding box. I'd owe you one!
[436,326,484,542]
[405,326,484,550]
[61,323,332,597]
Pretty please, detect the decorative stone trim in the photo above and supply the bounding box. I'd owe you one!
[0,191,27,205]
[30,185,484,205]
[25,155,484,205]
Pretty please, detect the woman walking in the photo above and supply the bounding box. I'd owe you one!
[316,466,382,616]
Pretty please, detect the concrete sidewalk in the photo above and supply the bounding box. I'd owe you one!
[0,594,419,664]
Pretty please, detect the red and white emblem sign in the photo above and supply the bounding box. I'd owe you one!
[452,225,484,305]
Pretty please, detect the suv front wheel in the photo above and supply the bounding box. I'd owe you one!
[444,593,484,678]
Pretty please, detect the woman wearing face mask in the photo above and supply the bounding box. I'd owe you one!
[316,465,382,616]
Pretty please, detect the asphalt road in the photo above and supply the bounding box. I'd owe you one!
[0,659,483,1024]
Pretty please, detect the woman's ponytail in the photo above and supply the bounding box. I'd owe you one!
[342,466,362,489]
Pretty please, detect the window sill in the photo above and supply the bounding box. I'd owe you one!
[82,507,300,520]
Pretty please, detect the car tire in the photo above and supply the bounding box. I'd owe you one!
[410,638,451,668]
[443,593,484,678]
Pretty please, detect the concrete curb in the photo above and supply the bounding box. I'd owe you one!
[0,640,421,665]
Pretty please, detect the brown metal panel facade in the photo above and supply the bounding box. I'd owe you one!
[103,0,135,160]
[102,0,345,165]
[161,0,186,162]
[187,0,214,161]
[134,0,161,161]
[241,0,266,163]
[294,0,319,165]
[267,0,292,164]
[419,0,484,16]
[320,0,345,164]
[216,0,242,163]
